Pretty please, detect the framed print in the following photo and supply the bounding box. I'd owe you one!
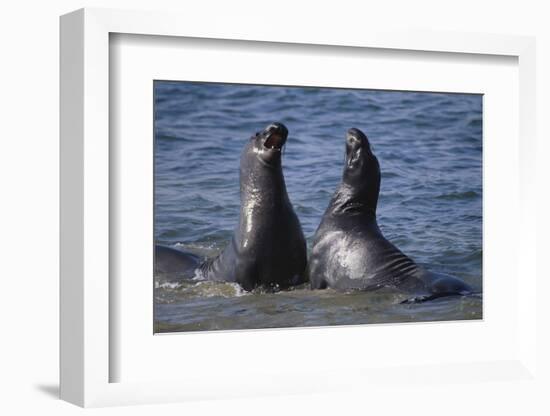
[60,7,539,408]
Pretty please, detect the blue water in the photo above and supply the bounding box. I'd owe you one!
[154,81,482,333]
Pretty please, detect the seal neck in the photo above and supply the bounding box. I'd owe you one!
[328,181,379,219]
[239,162,290,210]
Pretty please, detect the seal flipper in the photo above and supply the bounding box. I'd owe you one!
[401,273,473,304]
[400,294,441,304]
[400,292,472,304]
[429,273,473,296]
[155,245,202,281]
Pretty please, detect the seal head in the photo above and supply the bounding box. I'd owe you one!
[248,122,288,166]
[331,128,380,217]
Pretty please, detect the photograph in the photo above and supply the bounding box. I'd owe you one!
[153,81,483,333]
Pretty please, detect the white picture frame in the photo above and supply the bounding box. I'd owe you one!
[60,7,538,408]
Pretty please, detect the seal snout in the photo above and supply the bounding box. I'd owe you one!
[345,128,371,168]
[346,128,368,146]
[263,122,288,151]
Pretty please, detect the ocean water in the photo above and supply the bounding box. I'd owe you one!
[154,81,482,333]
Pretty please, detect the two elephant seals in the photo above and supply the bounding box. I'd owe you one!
[155,122,307,291]
[308,128,472,301]
[157,124,472,301]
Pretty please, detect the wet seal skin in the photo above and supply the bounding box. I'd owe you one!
[155,122,307,291]
[308,128,473,302]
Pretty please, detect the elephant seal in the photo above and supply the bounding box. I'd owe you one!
[155,122,307,291]
[308,127,472,302]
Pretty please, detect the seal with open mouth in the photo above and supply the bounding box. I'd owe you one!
[308,127,473,302]
[156,122,307,291]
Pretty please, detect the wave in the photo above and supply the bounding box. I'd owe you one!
[435,190,479,200]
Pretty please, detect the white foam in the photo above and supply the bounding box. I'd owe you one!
[155,281,183,290]
[192,268,206,281]
[194,281,249,298]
